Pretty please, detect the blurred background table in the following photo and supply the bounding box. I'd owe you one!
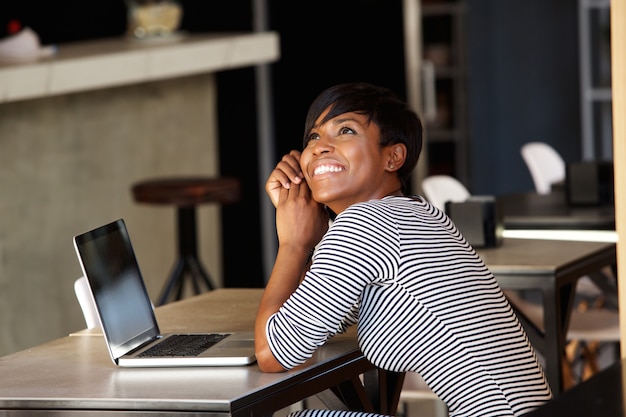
[499,190,615,231]
[475,238,617,395]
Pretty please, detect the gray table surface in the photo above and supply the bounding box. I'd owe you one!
[0,288,395,416]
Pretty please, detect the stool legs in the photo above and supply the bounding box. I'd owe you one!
[157,206,214,305]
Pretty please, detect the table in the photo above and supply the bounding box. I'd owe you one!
[526,358,626,416]
[498,188,619,313]
[498,190,615,230]
[474,238,617,396]
[0,289,404,417]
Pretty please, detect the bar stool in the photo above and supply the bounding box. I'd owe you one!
[131,176,241,305]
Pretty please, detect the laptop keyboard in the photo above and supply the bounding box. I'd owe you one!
[138,333,230,357]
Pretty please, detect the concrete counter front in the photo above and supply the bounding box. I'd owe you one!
[0,32,279,357]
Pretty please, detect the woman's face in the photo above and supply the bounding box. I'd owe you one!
[300,107,397,214]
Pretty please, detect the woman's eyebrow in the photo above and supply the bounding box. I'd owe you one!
[331,115,361,125]
[310,117,353,132]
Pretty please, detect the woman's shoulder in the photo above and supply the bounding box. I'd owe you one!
[334,196,423,224]
[336,196,446,231]
[347,196,427,213]
[340,197,391,216]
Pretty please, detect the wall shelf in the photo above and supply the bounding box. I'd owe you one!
[579,0,612,160]
[419,0,469,184]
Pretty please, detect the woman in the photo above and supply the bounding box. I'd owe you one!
[255,82,552,417]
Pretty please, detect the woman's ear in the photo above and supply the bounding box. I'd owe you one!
[385,144,407,172]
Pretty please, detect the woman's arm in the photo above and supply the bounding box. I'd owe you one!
[255,241,312,372]
[255,154,328,372]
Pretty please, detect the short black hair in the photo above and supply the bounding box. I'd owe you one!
[303,82,423,195]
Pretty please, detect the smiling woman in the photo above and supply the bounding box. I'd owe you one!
[255,82,553,417]
[297,84,419,214]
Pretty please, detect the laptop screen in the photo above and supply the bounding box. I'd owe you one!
[74,219,159,359]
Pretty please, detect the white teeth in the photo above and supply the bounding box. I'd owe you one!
[314,165,344,175]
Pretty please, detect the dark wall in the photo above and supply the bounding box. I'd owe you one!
[219,0,406,286]
[466,0,581,195]
[266,1,406,156]
[0,2,127,42]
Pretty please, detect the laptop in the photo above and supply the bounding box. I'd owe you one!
[72,218,256,367]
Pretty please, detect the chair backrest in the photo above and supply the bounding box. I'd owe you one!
[421,175,471,211]
[74,276,99,329]
[520,142,566,195]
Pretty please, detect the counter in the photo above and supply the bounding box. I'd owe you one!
[0,32,279,102]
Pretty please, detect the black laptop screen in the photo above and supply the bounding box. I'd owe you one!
[74,219,159,359]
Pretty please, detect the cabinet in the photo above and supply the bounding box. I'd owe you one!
[578,0,612,160]
[406,0,469,186]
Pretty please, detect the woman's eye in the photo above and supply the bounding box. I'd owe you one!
[339,126,355,135]
[305,133,320,145]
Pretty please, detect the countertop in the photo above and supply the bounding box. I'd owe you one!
[0,31,280,103]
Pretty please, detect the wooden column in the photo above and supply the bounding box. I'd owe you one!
[611,1,626,357]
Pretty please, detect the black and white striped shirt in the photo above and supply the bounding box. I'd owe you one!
[266,196,553,417]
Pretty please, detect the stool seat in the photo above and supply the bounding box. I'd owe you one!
[132,177,241,207]
[131,176,241,305]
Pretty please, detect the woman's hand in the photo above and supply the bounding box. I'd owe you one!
[265,150,305,208]
[268,150,328,252]
[275,178,329,255]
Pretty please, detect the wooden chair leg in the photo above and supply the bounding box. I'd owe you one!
[580,342,601,381]
[562,335,604,389]
[562,340,579,390]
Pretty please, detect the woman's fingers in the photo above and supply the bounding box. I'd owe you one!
[266,151,305,207]
[279,151,304,186]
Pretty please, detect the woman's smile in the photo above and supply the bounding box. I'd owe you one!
[312,163,346,177]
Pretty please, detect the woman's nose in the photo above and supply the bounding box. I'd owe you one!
[311,135,333,154]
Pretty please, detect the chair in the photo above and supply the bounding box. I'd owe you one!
[399,373,448,417]
[74,276,99,329]
[504,289,620,390]
[520,142,566,195]
[131,176,241,305]
[421,175,470,211]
